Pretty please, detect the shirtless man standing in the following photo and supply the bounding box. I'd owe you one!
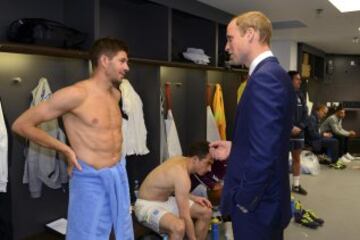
[12,38,133,240]
[134,141,213,240]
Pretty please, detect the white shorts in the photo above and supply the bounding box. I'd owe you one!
[134,196,194,233]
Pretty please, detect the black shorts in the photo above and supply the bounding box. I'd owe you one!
[289,138,304,150]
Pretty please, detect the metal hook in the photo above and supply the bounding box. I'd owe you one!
[12,77,22,84]
[165,82,182,87]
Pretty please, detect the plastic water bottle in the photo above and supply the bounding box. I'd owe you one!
[290,195,295,216]
[211,217,220,240]
[134,179,140,199]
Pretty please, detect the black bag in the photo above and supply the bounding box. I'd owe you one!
[7,18,87,49]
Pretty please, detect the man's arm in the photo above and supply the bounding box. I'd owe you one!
[328,117,350,137]
[174,173,197,240]
[349,130,357,137]
[291,126,302,137]
[12,85,86,170]
[189,194,212,209]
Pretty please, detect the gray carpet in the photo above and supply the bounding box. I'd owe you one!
[285,158,360,240]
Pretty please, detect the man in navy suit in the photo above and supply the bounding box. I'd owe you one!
[210,11,295,240]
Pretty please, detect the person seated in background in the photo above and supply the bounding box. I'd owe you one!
[305,104,341,166]
[134,141,213,240]
[320,105,357,163]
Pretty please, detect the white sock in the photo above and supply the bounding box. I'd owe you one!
[293,176,300,186]
[224,222,234,240]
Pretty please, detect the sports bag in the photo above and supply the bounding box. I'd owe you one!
[7,18,87,49]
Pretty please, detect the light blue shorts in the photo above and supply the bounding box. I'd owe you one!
[66,158,134,240]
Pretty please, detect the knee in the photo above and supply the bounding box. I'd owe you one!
[170,219,185,237]
[200,207,212,221]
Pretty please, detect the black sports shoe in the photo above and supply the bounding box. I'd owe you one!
[329,161,346,169]
[305,209,325,226]
[294,211,320,229]
[317,154,331,165]
[292,185,308,195]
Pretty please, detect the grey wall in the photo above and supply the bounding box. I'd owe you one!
[272,40,298,71]
[322,55,360,101]
[307,54,360,136]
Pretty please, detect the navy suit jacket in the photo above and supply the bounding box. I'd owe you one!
[221,57,295,229]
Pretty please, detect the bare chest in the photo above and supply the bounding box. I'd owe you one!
[75,96,122,129]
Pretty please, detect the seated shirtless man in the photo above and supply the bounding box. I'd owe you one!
[135,141,214,240]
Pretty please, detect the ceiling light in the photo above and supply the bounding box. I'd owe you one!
[329,0,360,13]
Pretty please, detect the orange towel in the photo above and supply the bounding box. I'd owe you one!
[212,84,226,140]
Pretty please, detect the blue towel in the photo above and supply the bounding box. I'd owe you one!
[66,158,134,240]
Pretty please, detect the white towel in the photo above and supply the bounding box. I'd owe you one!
[120,79,149,156]
[206,106,221,142]
[0,100,8,192]
[165,110,182,157]
[306,92,313,116]
[160,91,169,163]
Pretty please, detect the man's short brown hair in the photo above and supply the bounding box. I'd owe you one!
[89,37,129,68]
[314,104,327,112]
[234,11,272,45]
[186,141,210,160]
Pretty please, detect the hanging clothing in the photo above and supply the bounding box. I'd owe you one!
[119,79,149,156]
[0,97,13,240]
[165,110,182,157]
[206,84,221,142]
[191,86,225,192]
[0,100,8,193]
[206,106,221,142]
[164,83,182,158]
[212,84,227,140]
[237,81,247,103]
[160,89,169,163]
[23,77,68,198]
[305,92,313,116]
